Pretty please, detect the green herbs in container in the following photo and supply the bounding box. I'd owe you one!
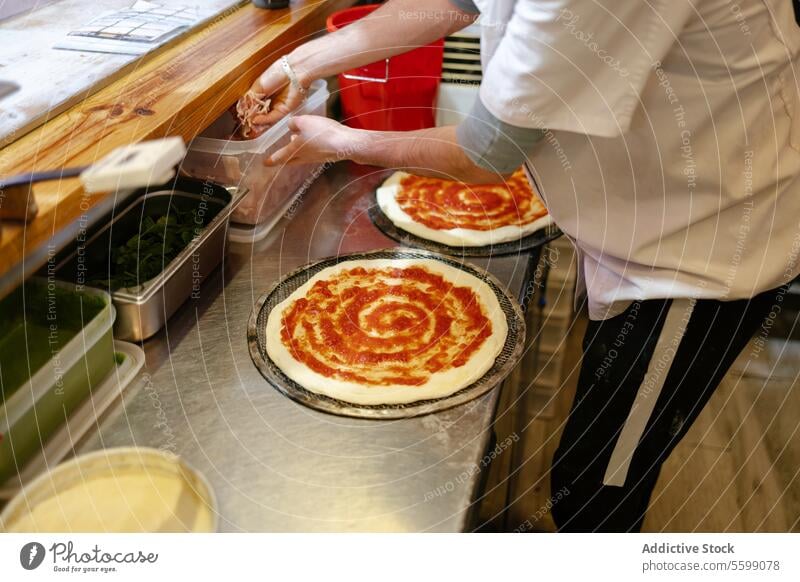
[0,279,116,484]
[55,180,240,341]
[88,203,210,292]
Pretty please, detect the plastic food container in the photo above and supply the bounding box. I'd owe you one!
[0,341,145,498]
[0,279,116,483]
[182,79,330,230]
[56,177,244,341]
[0,447,218,532]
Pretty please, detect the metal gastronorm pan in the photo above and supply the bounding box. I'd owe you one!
[57,178,245,341]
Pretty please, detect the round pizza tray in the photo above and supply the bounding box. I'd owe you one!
[368,199,562,258]
[247,248,526,419]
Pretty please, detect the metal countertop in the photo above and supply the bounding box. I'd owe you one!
[80,162,535,532]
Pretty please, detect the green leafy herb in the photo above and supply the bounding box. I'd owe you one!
[87,205,204,291]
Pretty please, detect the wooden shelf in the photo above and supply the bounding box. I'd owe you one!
[0,0,352,297]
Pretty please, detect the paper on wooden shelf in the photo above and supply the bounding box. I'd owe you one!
[54,1,206,56]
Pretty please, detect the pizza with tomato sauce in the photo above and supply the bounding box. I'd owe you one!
[376,168,552,247]
[265,259,507,405]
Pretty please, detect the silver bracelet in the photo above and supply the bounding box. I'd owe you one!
[280,55,307,97]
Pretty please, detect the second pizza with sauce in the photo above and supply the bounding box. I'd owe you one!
[376,168,552,247]
[265,259,508,405]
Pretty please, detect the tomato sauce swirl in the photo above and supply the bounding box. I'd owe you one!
[279,265,494,387]
[396,168,547,231]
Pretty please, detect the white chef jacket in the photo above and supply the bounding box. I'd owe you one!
[456,0,800,320]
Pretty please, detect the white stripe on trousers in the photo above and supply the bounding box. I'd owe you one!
[602,298,697,487]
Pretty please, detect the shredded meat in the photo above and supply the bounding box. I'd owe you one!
[234,90,271,139]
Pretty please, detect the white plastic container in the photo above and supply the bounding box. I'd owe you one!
[0,341,145,498]
[183,79,330,231]
[0,447,218,532]
[0,279,116,484]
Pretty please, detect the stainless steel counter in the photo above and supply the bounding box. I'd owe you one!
[80,162,536,532]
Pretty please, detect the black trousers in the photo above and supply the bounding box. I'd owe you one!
[550,286,784,532]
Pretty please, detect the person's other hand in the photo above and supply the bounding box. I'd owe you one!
[265,116,363,166]
[246,57,309,128]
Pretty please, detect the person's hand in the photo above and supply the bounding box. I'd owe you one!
[247,56,310,128]
[265,116,364,166]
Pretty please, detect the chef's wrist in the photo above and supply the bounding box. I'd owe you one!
[285,47,316,91]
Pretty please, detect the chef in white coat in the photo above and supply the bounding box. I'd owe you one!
[244,0,800,531]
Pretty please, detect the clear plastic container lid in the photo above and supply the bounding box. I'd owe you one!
[188,79,330,156]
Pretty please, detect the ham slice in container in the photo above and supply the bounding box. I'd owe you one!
[234,91,271,139]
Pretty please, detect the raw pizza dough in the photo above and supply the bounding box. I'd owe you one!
[376,169,553,247]
[265,259,508,405]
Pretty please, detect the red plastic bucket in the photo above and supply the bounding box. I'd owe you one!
[326,4,444,131]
